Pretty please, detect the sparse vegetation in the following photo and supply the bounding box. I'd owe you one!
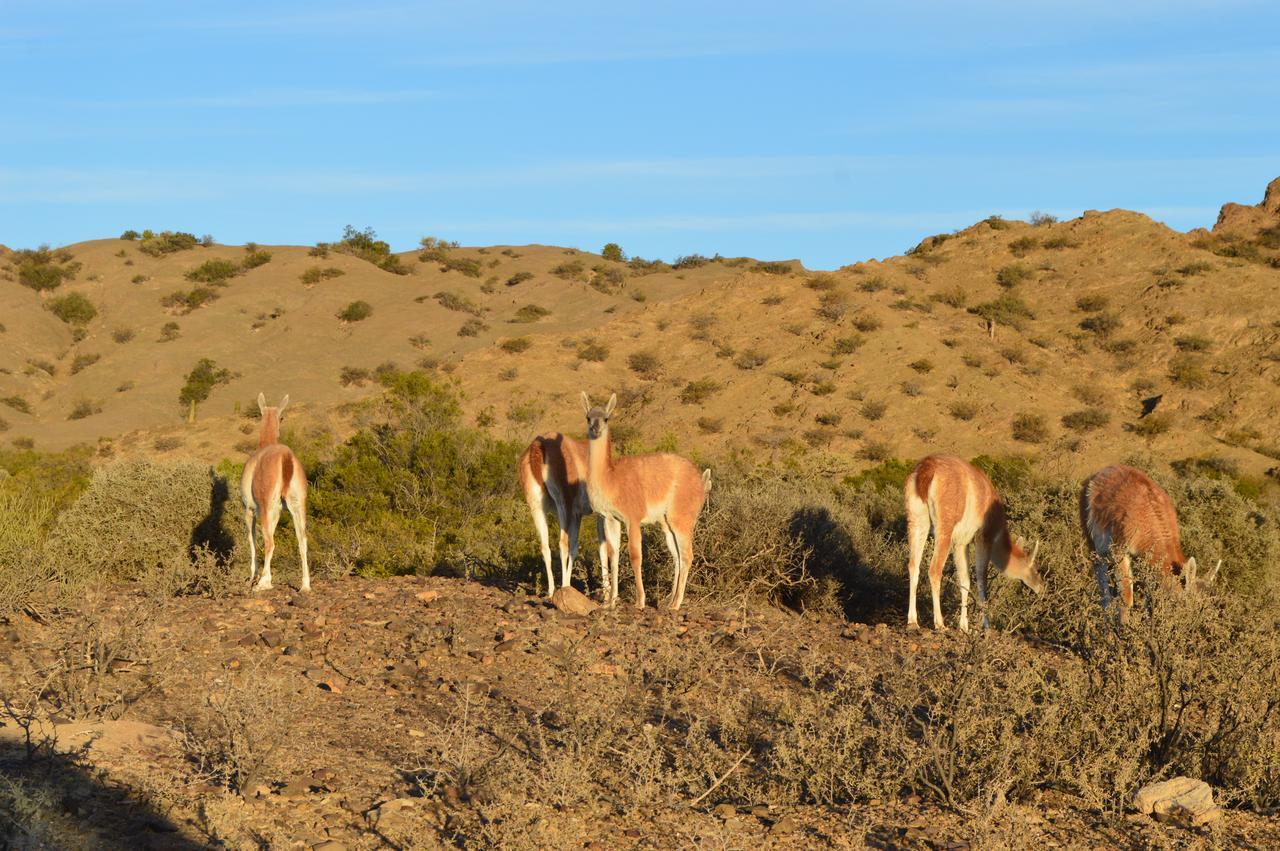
[335,226,409,275]
[1174,334,1213,352]
[138,230,199,257]
[338,300,374,323]
[1061,408,1110,432]
[67,399,102,420]
[971,293,1034,329]
[1169,354,1209,388]
[161,286,220,314]
[300,266,345,285]
[499,337,532,354]
[996,263,1034,288]
[733,349,769,370]
[1129,412,1173,437]
[679,379,721,404]
[576,340,609,362]
[1011,412,1049,443]
[511,304,551,323]
[179,358,234,421]
[46,292,97,325]
[112,328,135,344]
[506,271,534,287]
[860,400,887,421]
[1075,293,1109,312]
[9,245,82,291]
[159,322,180,342]
[627,351,661,378]
[601,243,625,262]
[457,318,487,337]
[907,358,934,374]
[1,396,32,415]
[1008,235,1038,257]
[70,353,100,375]
[551,260,586,281]
[948,401,979,421]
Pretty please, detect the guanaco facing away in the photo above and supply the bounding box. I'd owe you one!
[517,433,617,596]
[905,455,1043,631]
[1081,464,1218,624]
[241,394,310,592]
[581,393,711,609]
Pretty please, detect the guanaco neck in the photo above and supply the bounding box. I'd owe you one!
[586,425,614,492]
[258,411,280,448]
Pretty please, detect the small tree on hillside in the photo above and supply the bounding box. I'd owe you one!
[601,243,625,262]
[179,358,234,423]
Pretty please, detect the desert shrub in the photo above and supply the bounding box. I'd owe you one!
[679,379,721,404]
[810,380,837,396]
[733,349,768,370]
[305,370,533,578]
[418,236,459,263]
[338,300,373,322]
[138,230,199,256]
[46,292,97,325]
[907,358,933,374]
[1008,236,1038,257]
[948,401,979,421]
[10,245,81,291]
[161,286,220,313]
[1169,354,1209,388]
[185,258,239,284]
[696,417,722,434]
[511,304,551,323]
[434,291,481,315]
[1128,413,1173,438]
[815,291,848,322]
[1029,211,1058,227]
[239,248,271,269]
[0,487,55,614]
[551,260,586,281]
[299,266,344,284]
[69,353,100,375]
[335,226,409,275]
[1061,408,1110,432]
[111,327,135,344]
[25,358,55,376]
[120,229,140,240]
[458,318,487,337]
[1011,412,1048,443]
[756,261,793,275]
[971,293,1034,330]
[931,285,968,308]
[628,256,669,275]
[1075,293,1108,312]
[601,243,625,262]
[860,400,887,421]
[42,459,238,592]
[673,254,710,269]
[627,351,661,378]
[340,366,372,387]
[1174,334,1213,352]
[2,396,32,415]
[1079,313,1121,337]
[499,337,532,354]
[159,321,180,342]
[577,340,609,362]
[831,334,865,355]
[589,265,625,293]
[506,271,534,287]
[850,314,882,333]
[439,256,482,277]
[1177,260,1212,276]
[995,263,1033,288]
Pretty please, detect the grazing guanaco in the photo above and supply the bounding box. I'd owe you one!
[905,455,1043,630]
[580,393,711,609]
[241,394,309,592]
[1080,464,1218,623]
[517,433,616,596]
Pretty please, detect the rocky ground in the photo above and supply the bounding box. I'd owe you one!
[2,575,1277,849]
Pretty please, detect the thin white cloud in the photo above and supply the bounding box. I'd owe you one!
[34,88,443,110]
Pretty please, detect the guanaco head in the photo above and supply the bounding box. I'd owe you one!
[257,392,290,421]
[1004,536,1045,595]
[580,392,616,440]
[1181,556,1221,595]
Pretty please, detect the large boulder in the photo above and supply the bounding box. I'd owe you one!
[551,586,599,616]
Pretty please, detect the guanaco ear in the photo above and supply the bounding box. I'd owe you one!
[278,394,289,414]
[1030,539,1041,566]
[257,392,266,414]
[605,393,617,418]
[1185,556,1198,585]
[580,391,592,414]
[1206,559,1221,583]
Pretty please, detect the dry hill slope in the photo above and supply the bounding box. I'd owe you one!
[2,179,1279,482]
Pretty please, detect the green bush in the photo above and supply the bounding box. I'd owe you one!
[46,292,97,325]
[336,226,409,275]
[438,256,482,277]
[10,246,81,291]
[338,300,374,323]
[138,231,199,257]
[241,248,272,269]
[1061,408,1110,432]
[305,370,533,578]
[1075,293,1109,312]
[499,337,532,354]
[577,339,609,362]
[679,379,721,404]
[971,293,1034,330]
[185,259,241,284]
[506,271,534,287]
[627,351,661,378]
[179,358,234,419]
[1169,354,1209,388]
[162,286,220,313]
[996,263,1034,288]
[120,230,140,240]
[300,266,345,285]
[70,353,100,375]
[601,243,625,262]
[1008,236,1038,257]
[511,304,551,323]
[551,260,586,281]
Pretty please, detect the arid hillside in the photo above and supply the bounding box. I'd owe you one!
[2,180,1279,485]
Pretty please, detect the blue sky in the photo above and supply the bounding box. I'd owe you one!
[2,1,1277,268]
